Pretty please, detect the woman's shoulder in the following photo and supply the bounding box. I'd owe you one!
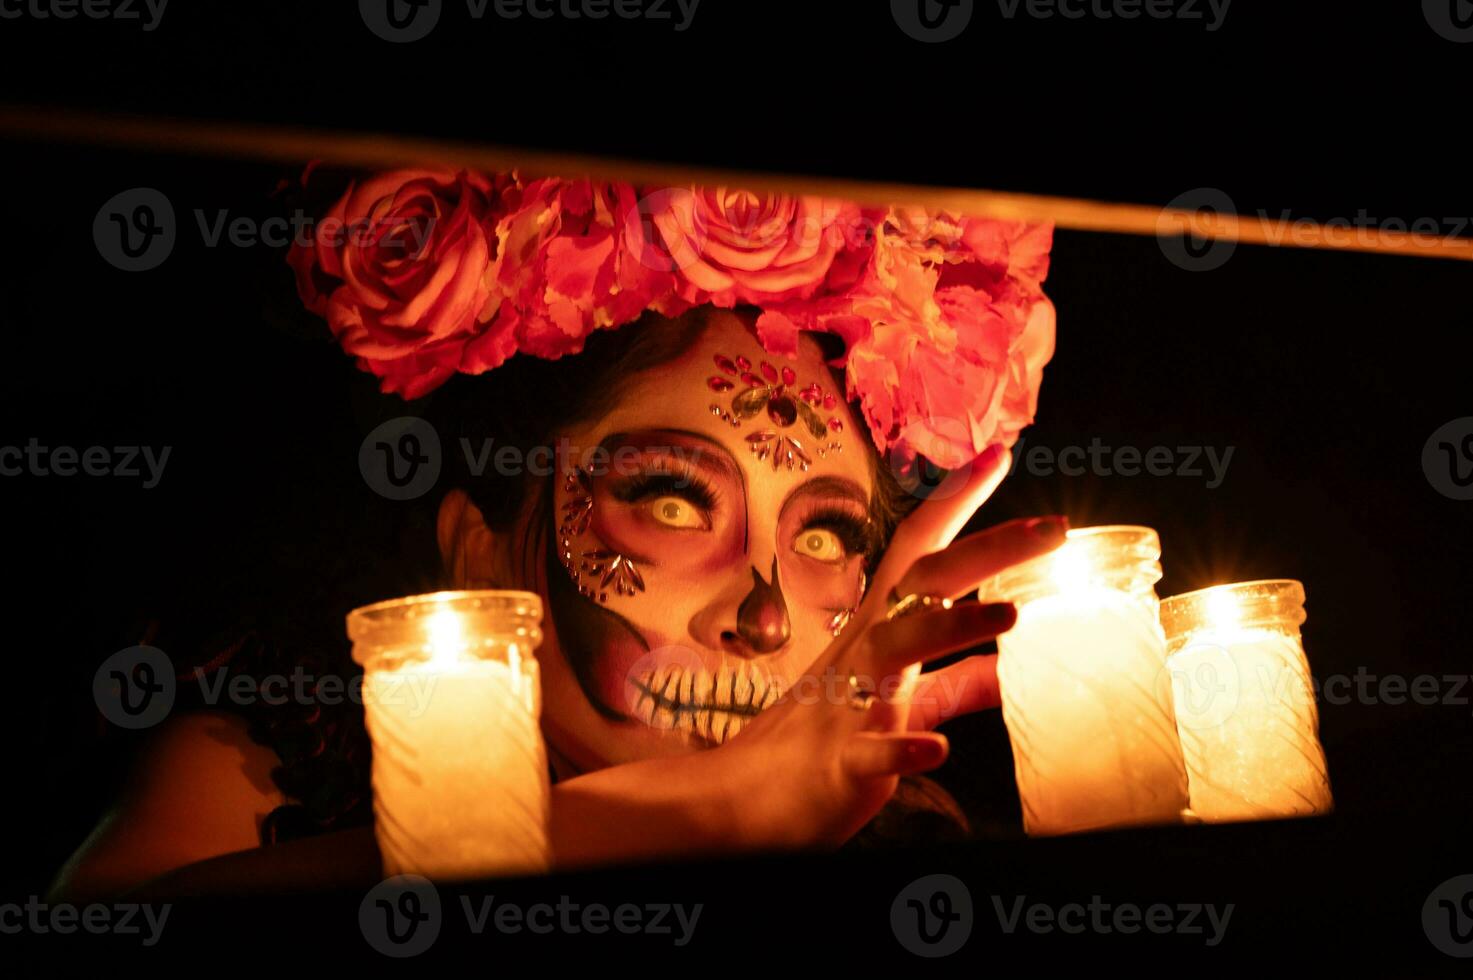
[133,710,287,809]
[48,711,291,901]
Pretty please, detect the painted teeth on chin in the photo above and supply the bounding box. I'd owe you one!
[630,662,785,741]
[735,671,753,711]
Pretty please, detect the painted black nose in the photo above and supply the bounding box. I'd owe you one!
[736,557,791,654]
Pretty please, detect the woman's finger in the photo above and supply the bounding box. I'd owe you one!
[890,515,1068,604]
[908,655,1001,731]
[866,444,1013,604]
[840,731,949,779]
[864,601,1016,676]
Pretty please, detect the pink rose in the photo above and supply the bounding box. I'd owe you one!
[287,169,506,399]
[648,187,864,307]
[838,215,1056,468]
[487,177,684,362]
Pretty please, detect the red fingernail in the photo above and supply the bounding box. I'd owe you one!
[904,740,946,766]
[979,601,1017,631]
[1027,515,1069,543]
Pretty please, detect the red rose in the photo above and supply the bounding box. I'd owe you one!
[287,169,506,399]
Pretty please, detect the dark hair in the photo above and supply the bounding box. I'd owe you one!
[233,304,965,846]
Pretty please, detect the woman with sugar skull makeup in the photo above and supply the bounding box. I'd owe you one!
[50,174,1067,899]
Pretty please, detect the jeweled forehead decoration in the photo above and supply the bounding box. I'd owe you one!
[558,464,645,606]
[706,353,844,472]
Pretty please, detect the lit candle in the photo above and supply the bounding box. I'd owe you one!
[979,526,1191,836]
[348,590,551,879]
[1159,580,1333,823]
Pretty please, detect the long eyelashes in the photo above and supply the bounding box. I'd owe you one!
[798,505,875,560]
[608,465,720,512]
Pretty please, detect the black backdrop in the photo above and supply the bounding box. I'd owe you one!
[0,0,1470,970]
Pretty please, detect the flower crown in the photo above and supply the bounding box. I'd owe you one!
[287,169,1056,468]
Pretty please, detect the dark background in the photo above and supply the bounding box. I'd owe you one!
[0,0,1469,970]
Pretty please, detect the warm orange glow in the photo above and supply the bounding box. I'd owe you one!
[1,105,1468,262]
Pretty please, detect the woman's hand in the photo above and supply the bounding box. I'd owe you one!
[704,444,1068,850]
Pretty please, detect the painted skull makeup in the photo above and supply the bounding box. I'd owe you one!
[533,313,878,769]
[558,464,646,604]
[736,557,791,654]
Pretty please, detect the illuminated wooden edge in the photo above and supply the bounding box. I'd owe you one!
[2,105,1468,261]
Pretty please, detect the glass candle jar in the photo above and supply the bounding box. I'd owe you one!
[1159,579,1333,823]
[978,525,1191,836]
[348,590,550,879]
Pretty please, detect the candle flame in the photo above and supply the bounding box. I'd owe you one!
[1205,588,1242,631]
[426,608,465,664]
[1049,545,1093,593]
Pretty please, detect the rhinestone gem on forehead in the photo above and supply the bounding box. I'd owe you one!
[558,465,645,605]
[706,353,844,472]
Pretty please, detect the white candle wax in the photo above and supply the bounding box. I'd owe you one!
[364,654,551,879]
[1167,626,1332,822]
[997,584,1190,836]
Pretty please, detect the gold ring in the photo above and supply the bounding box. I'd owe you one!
[885,591,954,621]
[846,669,876,711]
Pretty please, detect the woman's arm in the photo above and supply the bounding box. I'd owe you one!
[47,711,288,903]
[124,757,747,898]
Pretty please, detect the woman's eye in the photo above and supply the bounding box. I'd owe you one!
[794,528,845,563]
[649,495,705,529]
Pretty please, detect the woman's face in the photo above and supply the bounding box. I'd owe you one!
[531,311,876,775]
